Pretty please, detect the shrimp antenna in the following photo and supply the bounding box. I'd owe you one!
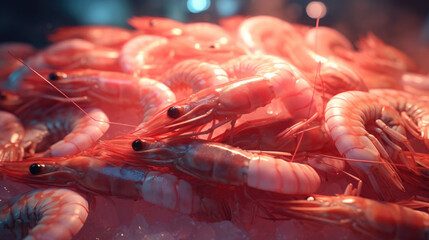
[291,14,323,162]
[9,52,138,129]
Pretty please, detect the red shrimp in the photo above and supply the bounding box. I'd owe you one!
[357,33,422,74]
[21,107,109,158]
[265,194,429,240]
[42,39,121,71]
[159,59,229,100]
[222,55,323,117]
[128,16,185,37]
[237,15,303,55]
[304,26,355,60]
[0,188,88,240]
[369,89,429,148]
[0,111,24,162]
[183,22,232,43]
[48,25,135,47]
[95,136,321,195]
[119,35,169,77]
[324,91,417,197]
[20,69,176,124]
[0,157,226,219]
[136,55,323,138]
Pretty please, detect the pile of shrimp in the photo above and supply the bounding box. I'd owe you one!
[1,15,429,240]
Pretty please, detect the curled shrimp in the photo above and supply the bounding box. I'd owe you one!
[0,111,24,162]
[324,91,417,197]
[369,89,429,147]
[265,194,429,240]
[48,25,135,47]
[0,188,89,240]
[159,59,229,100]
[96,136,321,195]
[237,15,303,55]
[22,107,109,158]
[42,39,121,71]
[0,157,226,219]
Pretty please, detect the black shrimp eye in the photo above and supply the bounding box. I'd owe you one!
[48,72,61,81]
[167,106,181,119]
[149,19,155,27]
[132,139,146,151]
[0,91,6,100]
[29,163,44,175]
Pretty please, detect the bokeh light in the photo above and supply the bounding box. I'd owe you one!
[216,0,241,17]
[306,1,327,19]
[187,0,211,14]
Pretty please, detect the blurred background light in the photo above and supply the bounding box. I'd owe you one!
[306,1,327,19]
[65,0,130,25]
[187,0,211,13]
[216,0,240,17]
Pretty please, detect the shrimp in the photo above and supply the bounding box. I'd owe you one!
[0,111,24,162]
[128,16,185,37]
[369,89,429,148]
[237,15,303,55]
[304,26,355,60]
[95,136,321,195]
[42,39,121,71]
[19,69,176,124]
[159,59,229,100]
[324,91,415,197]
[0,157,227,219]
[0,188,88,240]
[119,35,169,77]
[356,33,422,74]
[21,107,109,158]
[48,25,135,47]
[137,54,323,138]
[265,194,429,240]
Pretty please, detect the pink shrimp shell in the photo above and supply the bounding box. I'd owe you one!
[0,188,88,240]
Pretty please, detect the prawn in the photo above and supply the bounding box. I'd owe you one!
[128,16,185,37]
[0,188,89,240]
[42,39,121,71]
[137,55,321,138]
[48,25,135,47]
[159,59,229,100]
[264,194,429,240]
[324,91,416,197]
[0,157,228,219]
[18,69,176,124]
[94,136,321,195]
[237,15,303,55]
[21,106,109,158]
[0,111,24,162]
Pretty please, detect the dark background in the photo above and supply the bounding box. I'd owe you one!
[2,0,429,69]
